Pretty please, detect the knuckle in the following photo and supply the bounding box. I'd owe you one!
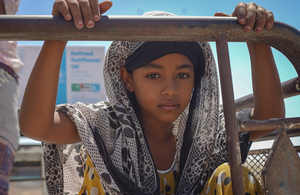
[256,9,266,17]
[257,6,265,11]
[55,0,66,7]
[248,7,256,12]
[248,2,257,7]
[89,0,98,6]
[68,1,79,8]
[247,7,257,14]
[237,2,246,8]
[266,10,274,16]
[78,0,89,6]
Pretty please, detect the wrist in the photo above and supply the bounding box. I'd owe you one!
[247,42,269,49]
[247,43,271,55]
[43,40,68,51]
[44,40,68,45]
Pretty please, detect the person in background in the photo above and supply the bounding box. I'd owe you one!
[0,0,23,194]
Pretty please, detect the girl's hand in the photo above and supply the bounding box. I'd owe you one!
[214,2,274,33]
[52,0,113,29]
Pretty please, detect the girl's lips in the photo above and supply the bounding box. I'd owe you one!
[158,103,180,111]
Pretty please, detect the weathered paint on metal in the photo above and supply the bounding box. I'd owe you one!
[215,34,245,194]
[261,127,300,194]
[235,76,300,111]
[0,15,299,75]
[238,117,300,132]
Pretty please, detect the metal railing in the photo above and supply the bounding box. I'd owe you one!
[1,15,299,194]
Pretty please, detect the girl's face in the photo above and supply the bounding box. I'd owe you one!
[122,53,195,125]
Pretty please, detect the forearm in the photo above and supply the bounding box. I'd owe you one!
[247,43,285,141]
[19,41,68,139]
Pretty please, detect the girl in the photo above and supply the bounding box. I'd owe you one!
[19,1,285,194]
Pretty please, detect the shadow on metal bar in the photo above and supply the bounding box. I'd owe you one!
[1,15,299,194]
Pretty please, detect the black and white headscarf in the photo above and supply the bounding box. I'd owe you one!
[42,11,252,195]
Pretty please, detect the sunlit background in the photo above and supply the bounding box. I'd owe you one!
[17,0,299,148]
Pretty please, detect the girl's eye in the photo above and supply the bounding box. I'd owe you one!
[177,73,189,79]
[147,74,159,79]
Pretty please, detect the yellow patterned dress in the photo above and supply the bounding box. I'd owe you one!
[79,155,262,195]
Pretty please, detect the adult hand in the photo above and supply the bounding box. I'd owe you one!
[214,2,274,33]
[52,0,113,29]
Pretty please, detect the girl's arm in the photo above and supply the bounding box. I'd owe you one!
[19,0,112,144]
[215,3,285,141]
[237,3,285,141]
[19,41,81,144]
[248,43,285,141]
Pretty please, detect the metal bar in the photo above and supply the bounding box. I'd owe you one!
[255,129,300,142]
[235,76,300,111]
[239,117,300,132]
[216,34,245,194]
[282,76,300,98]
[248,146,300,155]
[0,15,299,76]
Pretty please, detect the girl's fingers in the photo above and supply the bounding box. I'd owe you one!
[53,0,107,29]
[88,0,101,21]
[78,0,95,28]
[233,2,247,25]
[244,2,257,32]
[79,0,113,27]
[53,0,72,21]
[66,0,84,29]
[99,0,113,15]
[254,6,267,33]
[233,2,274,33]
[265,11,274,29]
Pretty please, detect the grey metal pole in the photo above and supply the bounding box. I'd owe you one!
[216,34,245,194]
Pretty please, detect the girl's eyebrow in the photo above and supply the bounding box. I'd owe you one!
[142,63,193,70]
[142,63,163,69]
[176,64,193,70]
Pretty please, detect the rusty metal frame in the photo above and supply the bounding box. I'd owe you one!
[215,34,245,194]
[239,117,300,132]
[235,76,300,111]
[1,15,299,194]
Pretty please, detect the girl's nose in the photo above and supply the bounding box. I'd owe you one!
[161,79,178,96]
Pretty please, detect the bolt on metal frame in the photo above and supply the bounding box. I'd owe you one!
[1,15,299,194]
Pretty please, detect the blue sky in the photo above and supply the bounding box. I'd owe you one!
[17,0,299,118]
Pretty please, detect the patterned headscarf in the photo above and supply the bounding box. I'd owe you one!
[42,11,251,195]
